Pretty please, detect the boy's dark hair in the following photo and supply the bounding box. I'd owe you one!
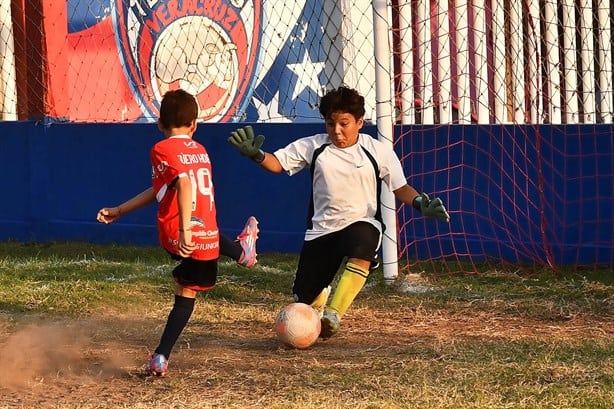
[159,89,198,129]
[319,86,365,120]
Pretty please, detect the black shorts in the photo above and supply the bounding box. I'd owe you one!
[292,221,381,304]
[167,251,218,291]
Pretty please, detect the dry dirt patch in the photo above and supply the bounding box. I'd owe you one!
[0,306,611,409]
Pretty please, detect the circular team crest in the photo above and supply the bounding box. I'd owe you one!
[112,0,262,122]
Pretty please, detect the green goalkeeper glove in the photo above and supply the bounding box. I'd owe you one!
[413,193,450,222]
[228,125,266,163]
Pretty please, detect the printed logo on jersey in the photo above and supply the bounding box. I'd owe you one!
[190,216,206,228]
[156,161,169,173]
[112,0,262,122]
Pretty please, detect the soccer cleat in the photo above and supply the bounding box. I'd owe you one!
[145,353,168,377]
[319,310,340,339]
[237,216,259,267]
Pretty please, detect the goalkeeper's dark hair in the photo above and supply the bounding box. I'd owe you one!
[319,86,365,120]
[159,89,198,130]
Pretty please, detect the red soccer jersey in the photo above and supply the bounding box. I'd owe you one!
[150,135,219,260]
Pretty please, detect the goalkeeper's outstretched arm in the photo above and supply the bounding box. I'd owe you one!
[228,125,284,173]
[393,184,421,205]
[251,150,284,173]
[394,185,450,223]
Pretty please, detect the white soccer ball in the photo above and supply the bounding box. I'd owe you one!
[274,302,321,349]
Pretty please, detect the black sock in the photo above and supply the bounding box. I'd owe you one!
[220,233,242,261]
[154,295,195,359]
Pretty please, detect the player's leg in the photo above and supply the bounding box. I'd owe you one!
[219,216,259,267]
[292,233,344,312]
[146,257,217,376]
[219,234,241,261]
[216,216,260,267]
[322,222,380,338]
[147,284,196,377]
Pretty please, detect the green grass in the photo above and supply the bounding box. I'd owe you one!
[0,241,612,409]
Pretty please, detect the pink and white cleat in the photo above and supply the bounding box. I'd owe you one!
[237,216,259,267]
[145,353,168,377]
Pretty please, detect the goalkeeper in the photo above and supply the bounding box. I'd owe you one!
[228,86,450,339]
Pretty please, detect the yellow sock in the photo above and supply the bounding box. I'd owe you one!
[328,262,369,318]
[310,285,331,309]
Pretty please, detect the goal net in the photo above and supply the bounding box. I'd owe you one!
[1,0,612,277]
[389,0,613,277]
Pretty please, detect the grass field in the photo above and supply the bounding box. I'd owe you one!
[0,241,612,409]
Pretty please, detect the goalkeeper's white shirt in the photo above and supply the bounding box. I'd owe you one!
[273,133,408,241]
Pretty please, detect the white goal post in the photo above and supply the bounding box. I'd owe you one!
[372,0,399,283]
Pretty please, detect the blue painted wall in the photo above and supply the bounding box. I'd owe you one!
[0,122,321,253]
[0,121,612,266]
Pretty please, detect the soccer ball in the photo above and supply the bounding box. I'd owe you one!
[274,302,321,349]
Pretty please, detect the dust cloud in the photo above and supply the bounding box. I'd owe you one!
[0,320,131,389]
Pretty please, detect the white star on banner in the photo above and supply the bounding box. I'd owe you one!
[251,92,292,123]
[286,52,325,101]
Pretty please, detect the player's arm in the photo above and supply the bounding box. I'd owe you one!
[174,175,196,257]
[228,126,284,173]
[96,187,156,224]
[394,185,450,223]
[393,184,420,205]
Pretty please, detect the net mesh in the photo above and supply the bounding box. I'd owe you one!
[390,0,613,274]
[0,0,612,274]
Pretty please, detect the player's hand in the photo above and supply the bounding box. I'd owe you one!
[178,230,196,257]
[416,193,450,222]
[228,125,266,163]
[96,207,122,224]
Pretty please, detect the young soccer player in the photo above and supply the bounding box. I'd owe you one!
[97,187,259,268]
[228,86,450,339]
[97,89,258,376]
